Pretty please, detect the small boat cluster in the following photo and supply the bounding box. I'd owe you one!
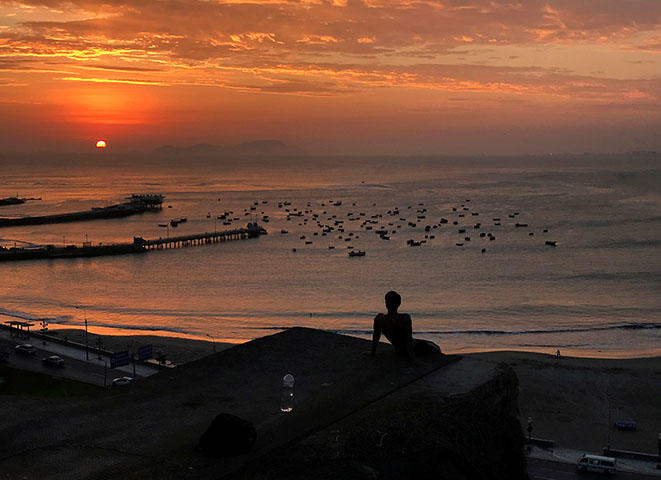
[144,195,558,259]
[238,196,559,257]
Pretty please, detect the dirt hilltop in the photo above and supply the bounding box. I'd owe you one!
[0,328,526,479]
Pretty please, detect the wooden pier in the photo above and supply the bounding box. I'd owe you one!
[138,225,266,250]
[0,193,164,228]
[0,224,267,262]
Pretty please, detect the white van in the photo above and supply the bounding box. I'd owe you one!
[576,454,616,474]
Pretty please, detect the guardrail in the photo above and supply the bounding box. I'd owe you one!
[603,447,659,462]
[525,437,556,448]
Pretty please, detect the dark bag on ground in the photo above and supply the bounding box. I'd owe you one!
[414,339,442,356]
[197,413,257,456]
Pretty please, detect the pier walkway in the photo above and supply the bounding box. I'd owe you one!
[138,224,266,250]
[0,193,163,228]
[0,224,267,262]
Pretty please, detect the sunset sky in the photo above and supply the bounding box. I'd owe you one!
[1,0,660,154]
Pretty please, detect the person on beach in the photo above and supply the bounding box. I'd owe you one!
[369,290,441,358]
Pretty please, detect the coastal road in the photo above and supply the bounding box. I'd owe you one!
[528,458,660,479]
[0,335,156,386]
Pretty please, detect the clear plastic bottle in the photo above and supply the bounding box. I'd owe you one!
[280,373,295,412]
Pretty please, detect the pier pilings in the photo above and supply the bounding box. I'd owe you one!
[0,225,266,262]
[142,227,259,251]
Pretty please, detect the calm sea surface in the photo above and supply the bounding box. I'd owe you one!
[1,154,659,357]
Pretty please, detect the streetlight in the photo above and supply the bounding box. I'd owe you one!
[96,337,104,360]
[75,305,89,361]
[40,318,48,345]
[206,333,216,352]
[527,417,533,442]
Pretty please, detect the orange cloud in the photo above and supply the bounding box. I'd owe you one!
[1,0,660,152]
[59,76,166,85]
[297,35,339,45]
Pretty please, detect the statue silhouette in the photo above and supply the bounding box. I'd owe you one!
[370,291,441,358]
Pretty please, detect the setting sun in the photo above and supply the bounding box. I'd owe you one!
[95,140,107,149]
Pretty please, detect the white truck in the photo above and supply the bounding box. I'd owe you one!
[576,454,616,474]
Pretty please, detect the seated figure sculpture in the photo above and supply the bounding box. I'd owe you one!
[370,290,441,358]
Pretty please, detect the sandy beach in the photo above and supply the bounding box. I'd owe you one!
[40,329,661,457]
[469,351,661,455]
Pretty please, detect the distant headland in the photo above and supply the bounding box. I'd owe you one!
[152,139,305,157]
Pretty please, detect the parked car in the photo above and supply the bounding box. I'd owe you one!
[15,344,36,355]
[42,355,64,367]
[576,454,616,474]
[614,419,637,431]
[112,376,133,387]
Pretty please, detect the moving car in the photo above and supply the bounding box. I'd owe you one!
[15,344,36,355]
[42,355,64,367]
[576,454,616,474]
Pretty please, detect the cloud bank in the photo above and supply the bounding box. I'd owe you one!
[1,0,660,153]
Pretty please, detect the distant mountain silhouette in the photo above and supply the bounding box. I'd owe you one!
[153,140,304,157]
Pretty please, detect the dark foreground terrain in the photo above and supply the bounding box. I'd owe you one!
[0,328,526,479]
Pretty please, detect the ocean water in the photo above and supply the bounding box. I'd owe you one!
[1,154,659,357]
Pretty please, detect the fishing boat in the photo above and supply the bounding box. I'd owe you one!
[0,197,25,206]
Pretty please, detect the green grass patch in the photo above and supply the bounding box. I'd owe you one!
[0,364,103,397]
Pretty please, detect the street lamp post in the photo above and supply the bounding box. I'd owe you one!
[75,305,89,361]
[607,397,612,450]
[96,337,104,360]
[527,417,533,442]
[40,318,48,345]
[206,333,216,352]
